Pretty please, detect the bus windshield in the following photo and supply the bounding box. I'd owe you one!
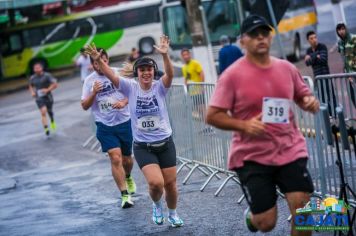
[161,0,317,61]
[162,0,240,49]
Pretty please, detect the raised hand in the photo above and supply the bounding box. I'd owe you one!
[84,43,101,61]
[154,35,170,55]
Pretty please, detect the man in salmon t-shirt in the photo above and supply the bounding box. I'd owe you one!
[206,15,319,236]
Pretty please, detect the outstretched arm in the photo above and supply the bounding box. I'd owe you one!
[155,35,174,88]
[85,44,120,87]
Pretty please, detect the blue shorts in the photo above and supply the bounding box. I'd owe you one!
[96,120,133,155]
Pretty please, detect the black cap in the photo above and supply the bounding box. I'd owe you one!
[135,57,156,68]
[241,14,273,35]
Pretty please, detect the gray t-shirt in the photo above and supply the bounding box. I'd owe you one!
[81,68,130,126]
[29,72,57,99]
[119,77,172,142]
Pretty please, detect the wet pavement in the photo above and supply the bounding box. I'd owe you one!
[0,63,337,236]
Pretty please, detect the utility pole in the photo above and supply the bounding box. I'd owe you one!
[8,9,15,26]
[266,0,286,59]
[183,0,217,83]
[331,0,346,25]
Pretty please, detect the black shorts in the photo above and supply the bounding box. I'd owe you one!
[235,158,314,214]
[36,94,53,110]
[133,136,176,169]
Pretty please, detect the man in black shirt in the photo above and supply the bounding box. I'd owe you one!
[305,31,330,76]
[29,62,58,136]
[305,31,336,114]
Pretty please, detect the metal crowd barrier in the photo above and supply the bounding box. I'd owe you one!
[82,114,101,153]
[166,82,242,198]
[314,73,356,205]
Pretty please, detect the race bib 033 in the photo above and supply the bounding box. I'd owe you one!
[137,116,161,131]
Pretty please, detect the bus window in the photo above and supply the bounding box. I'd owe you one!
[162,0,240,49]
[23,28,44,47]
[94,13,120,33]
[121,6,159,28]
[69,19,93,37]
[203,0,239,44]
[1,36,10,54]
[9,34,23,52]
[162,5,192,48]
[43,23,72,44]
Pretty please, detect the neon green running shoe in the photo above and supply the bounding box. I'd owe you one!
[50,121,57,131]
[121,194,134,209]
[126,176,136,194]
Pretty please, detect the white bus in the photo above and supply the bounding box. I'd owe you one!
[0,0,163,79]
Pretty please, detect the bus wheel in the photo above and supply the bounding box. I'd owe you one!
[292,36,301,62]
[139,38,155,55]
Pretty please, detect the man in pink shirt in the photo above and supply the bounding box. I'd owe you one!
[206,15,319,236]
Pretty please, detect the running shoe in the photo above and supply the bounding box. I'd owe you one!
[152,203,164,225]
[50,121,57,131]
[244,207,258,232]
[126,176,136,194]
[168,214,184,227]
[121,194,134,209]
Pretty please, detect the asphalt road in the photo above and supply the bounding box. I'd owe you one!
[1,75,339,236]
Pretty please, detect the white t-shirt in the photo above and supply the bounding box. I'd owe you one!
[119,77,172,142]
[76,55,92,83]
[81,68,130,126]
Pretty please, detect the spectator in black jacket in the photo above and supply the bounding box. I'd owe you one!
[305,31,329,76]
[305,30,336,115]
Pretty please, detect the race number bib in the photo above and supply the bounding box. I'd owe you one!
[98,97,115,113]
[37,90,46,97]
[137,116,161,131]
[262,97,290,124]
